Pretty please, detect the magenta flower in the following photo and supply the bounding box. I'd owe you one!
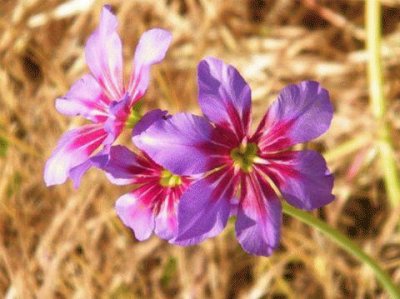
[134,57,334,256]
[94,110,191,240]
[44,5,172,187]
[97,145,191,240]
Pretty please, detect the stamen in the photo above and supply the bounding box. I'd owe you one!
[159,170,182,187]
[230,142,259,173]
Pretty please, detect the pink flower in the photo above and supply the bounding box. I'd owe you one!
[92,109,192,240]
[96,145,191,241]
[44,5,172,187]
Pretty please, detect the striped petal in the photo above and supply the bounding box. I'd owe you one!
[134,113,230,176]
[198,57,251,141]
[155,185,188,240]
[258,150,334,210]
[44,124,108,186]
[116,181,189,241]
[172,167,239,245]
[56,74,111,123]
[235,171,281,256]
[93,145,162,186]
[252,81,333,152]
[85,5,124,100]
[116,189,157,241]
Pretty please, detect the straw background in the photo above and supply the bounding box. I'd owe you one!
[1,0,400,298]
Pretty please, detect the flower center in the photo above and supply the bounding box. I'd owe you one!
[230,143,258,172]
[159,170,182,187]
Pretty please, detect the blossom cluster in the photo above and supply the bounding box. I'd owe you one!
[44,5,334,256]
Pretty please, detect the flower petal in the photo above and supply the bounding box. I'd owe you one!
[103,94,131,143]
[235,172,281,256]
[172,167,238,245]
[133,109,169,136]
[198,57,251,140]
[154,187,182,240]
[252,81,333,151]
[55,74,111,123]
[93,145,162,185]
[69,160,93,189]
[115,189,156,241]
[44,124,108,186]
[85,5,123,100]
[127,29,172,102]
[258,150,334,210]
[133,113,229,175]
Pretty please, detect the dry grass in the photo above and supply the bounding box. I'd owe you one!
[1,0,400,298]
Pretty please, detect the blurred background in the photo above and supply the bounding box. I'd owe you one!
[1,0,400,298]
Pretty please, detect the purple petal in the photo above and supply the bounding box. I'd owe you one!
[93,145,162,185]
[235,172,281,256]
[133,113,228,175]
[127,29,172,102]
[132,109,169,136]
[103,94,131,143]
[258,150,334,210]
[252,81,333,151]
[172,167,238,245]
[69,160,93,189]
[198,57,251,140]
[56,74,111,123]
[44,124,108,186]
[70,146,111,188]
[115,189,156,241]
[85,5,123,100]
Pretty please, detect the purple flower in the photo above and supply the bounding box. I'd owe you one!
[44,5,172,187]
[94,110,191,241]
[134,57,334,256]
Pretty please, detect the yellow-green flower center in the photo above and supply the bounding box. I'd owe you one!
[159,170,182,187]
[230,143,258,173]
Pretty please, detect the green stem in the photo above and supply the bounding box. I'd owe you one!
[366,0,400,206]
[125,102,143,129]
[282,202,400,298]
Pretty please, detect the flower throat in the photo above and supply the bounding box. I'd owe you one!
[230,142,258,173]
[159,170,182,187]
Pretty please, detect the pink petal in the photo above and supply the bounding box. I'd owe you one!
[44,124,108,186]
[115,189,157,241]
[56,74,111,123]
[85,5,124,100]
[127,29,172,102]
[154,187,182,240]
